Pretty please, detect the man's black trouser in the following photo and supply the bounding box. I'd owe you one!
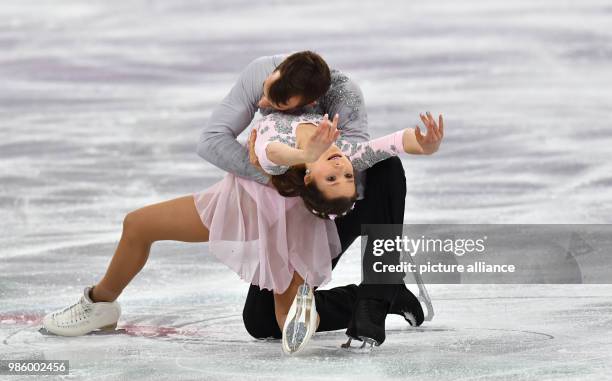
[242,156,406,339]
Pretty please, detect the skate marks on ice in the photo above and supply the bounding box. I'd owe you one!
[312,325,554,355]
[2,310,553,352]
[2,304,611,379]
[2,310,252,344]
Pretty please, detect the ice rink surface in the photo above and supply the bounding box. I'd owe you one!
[1,0,611,379]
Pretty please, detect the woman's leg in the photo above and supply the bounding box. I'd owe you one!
[273,273,303,330]
[91,195,209,302]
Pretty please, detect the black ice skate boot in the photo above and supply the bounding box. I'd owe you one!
[342,298,389,349]
[389,285,424,327]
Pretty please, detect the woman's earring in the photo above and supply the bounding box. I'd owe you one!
[305,169,311,175]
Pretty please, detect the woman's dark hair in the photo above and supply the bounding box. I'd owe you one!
[270,164,357,220]
[268,51,331,107]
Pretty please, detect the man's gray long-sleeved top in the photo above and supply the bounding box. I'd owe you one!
[197,54,370,193]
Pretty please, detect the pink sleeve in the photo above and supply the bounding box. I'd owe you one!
[340,130,404,171]
[254,138,290,176]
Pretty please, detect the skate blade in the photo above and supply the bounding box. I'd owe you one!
[38,325,125,336]
[283,301,313,354]
[340,336,378,353]
[282,287,315,355]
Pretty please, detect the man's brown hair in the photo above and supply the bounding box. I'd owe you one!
[268,51,331,107]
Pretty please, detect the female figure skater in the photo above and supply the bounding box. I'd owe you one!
[254,111,444,220]
[41,115,346,355]
[42,110,443,355]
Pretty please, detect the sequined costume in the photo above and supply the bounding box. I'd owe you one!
[254,113,405,176]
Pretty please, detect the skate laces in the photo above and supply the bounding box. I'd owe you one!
[57,297,91,325]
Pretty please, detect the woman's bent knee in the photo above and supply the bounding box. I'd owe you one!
[122,210,153,245]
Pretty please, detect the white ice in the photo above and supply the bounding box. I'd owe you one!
[1,0,612,380]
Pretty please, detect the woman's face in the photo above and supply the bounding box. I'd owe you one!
[304,145,355,199]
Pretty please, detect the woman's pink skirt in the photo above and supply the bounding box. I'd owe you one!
[192,173,342,293]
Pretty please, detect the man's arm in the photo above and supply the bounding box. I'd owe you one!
[196,56,277,184]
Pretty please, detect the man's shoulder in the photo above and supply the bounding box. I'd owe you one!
[330,69,351,86]
[316,69,361,110]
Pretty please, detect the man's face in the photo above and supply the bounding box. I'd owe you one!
[258,71,304,111]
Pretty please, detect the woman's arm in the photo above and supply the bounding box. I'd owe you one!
[265,142,312,167]
[265,115,340,167]
[344,112,444,171]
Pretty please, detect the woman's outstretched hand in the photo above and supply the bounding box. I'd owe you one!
[303,114,340,162]
[403,112,444,155]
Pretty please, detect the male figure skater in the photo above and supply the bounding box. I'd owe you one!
[198,51,424,348]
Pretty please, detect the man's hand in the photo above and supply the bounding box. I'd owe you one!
[403,112,444,155]
[303,114,340,162]
[248,129,269,178]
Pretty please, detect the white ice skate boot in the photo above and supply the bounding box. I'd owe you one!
[42,286,121,336]
[282,282,318,355]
